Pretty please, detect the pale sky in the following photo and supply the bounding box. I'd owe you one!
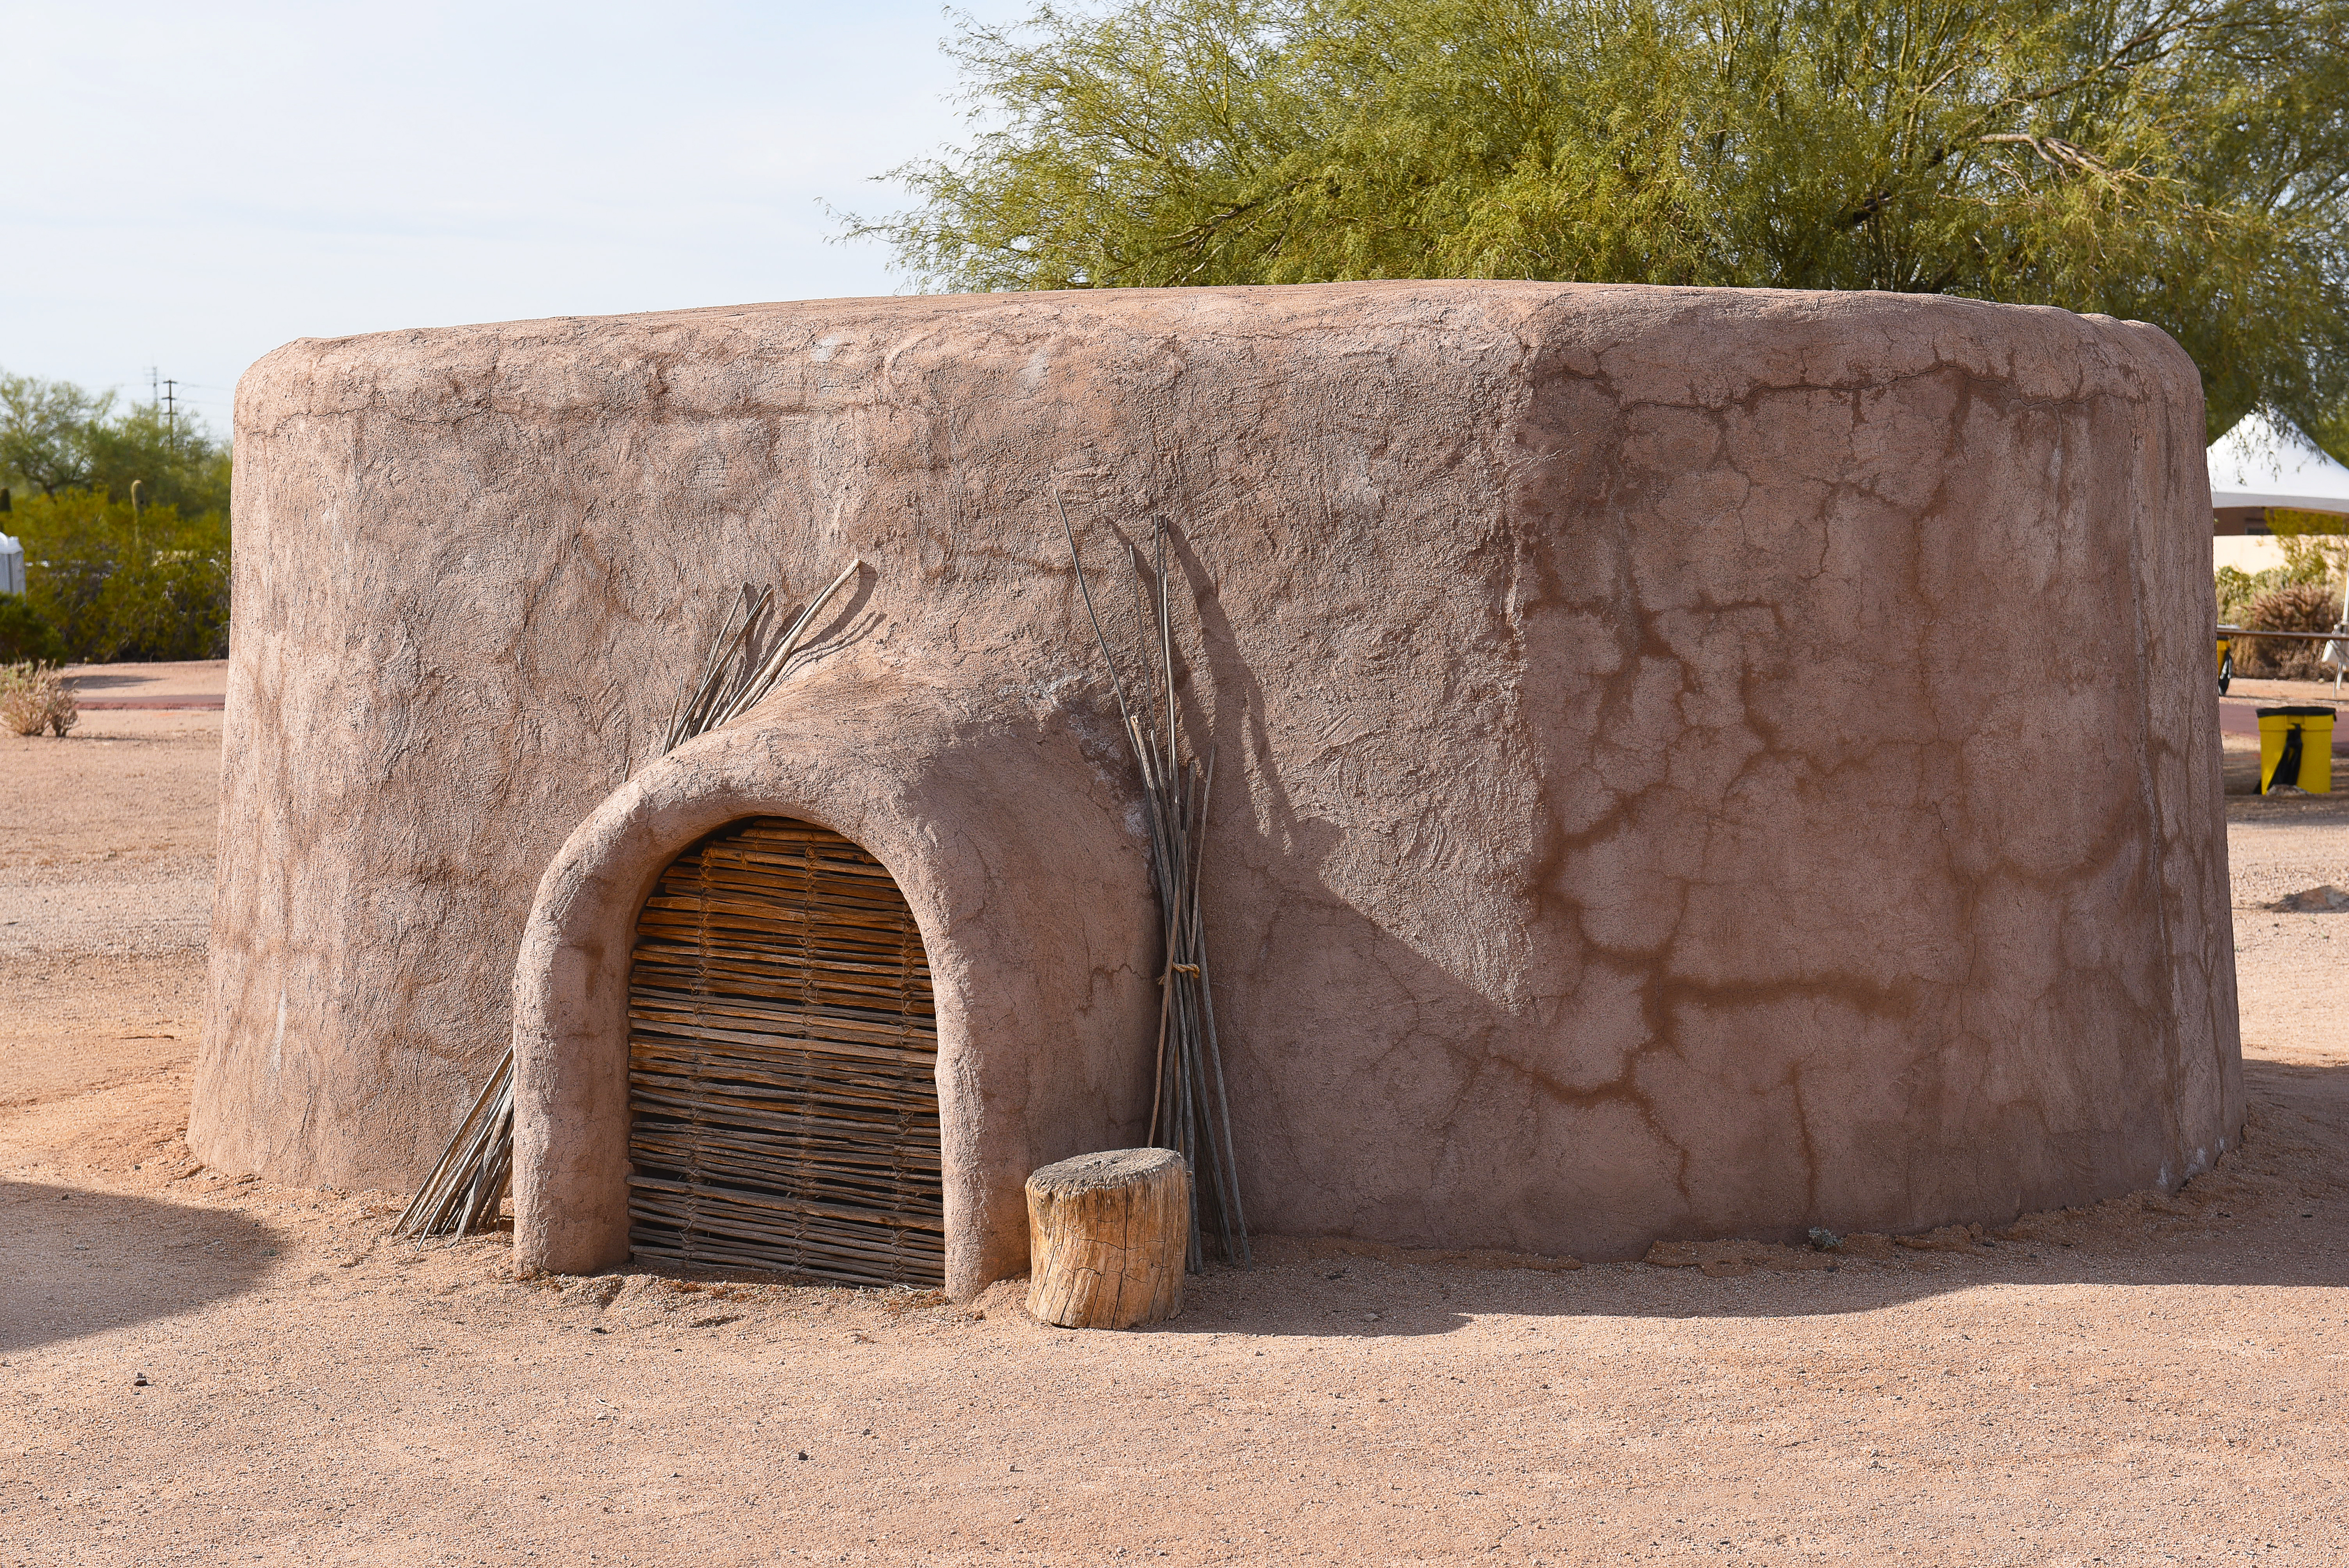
[2,1,1032,434]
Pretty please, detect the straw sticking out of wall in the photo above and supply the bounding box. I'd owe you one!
[659,560,861,755]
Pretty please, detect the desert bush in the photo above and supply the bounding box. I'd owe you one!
[3,489,229,662]
[2217,564,2265,625]
[0,661,77,737]
[2235,581,2344,679]
[2218,534,2346,632]
[0,594,64,663]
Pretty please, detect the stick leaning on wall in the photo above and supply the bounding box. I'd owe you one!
[394,559,861,1240]
[1056,497,1249,1270]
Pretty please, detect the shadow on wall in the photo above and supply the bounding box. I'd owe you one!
[0,1181,284,1354]
[1138,500,2232,1264]
[1145,1056,2349,1338]
[1153,523,1862,1260]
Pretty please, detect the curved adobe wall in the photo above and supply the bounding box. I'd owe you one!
[197,281,2239,1281]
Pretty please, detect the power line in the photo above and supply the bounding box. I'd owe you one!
[144,367,179,448]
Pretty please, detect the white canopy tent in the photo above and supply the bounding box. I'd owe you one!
[2209,411,2349,520]
[2209,413,2349,685]
[2207,412,2349,578]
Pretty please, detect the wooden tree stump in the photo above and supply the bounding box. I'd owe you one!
[1024,1148,1189,1329]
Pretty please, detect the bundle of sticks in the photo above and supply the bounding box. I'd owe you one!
[395,560,861,1240]
[391,1051,513,1239]
[1057,500,1249,1270]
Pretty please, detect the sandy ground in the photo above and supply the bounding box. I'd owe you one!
[0,711,218,960]
[5,709,2349,1565]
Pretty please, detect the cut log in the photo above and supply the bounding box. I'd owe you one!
[1024,1148,1189,1329]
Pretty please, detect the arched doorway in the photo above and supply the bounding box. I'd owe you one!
[623,816,945,1286]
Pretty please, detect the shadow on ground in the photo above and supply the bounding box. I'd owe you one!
[546,1057,2349,1342]
[0,1180,282,1353]
[1144,1056,2349,1338]
[2224,745,2349,804]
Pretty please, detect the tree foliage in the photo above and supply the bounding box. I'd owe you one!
[4,489,231,663]
[0,369,233,663]
[0,369,232,517]
[854,0,2349,436]
[0,595,65,665]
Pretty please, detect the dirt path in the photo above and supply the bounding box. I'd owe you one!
[4,716,2347,1565]
[0,711,218,960]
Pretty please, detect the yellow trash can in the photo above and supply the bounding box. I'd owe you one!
[2257,706,2335,794]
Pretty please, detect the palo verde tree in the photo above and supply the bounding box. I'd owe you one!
[850,0,2349,438]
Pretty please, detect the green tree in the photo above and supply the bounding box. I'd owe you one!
[0,596,66,665]
[853,0,2349,436]
[5,489,231,662]
[83,402,233,517]
[0,369,231,515]
[0,371,234,661]
[0,372,111,497]
[2312,401,2349,467]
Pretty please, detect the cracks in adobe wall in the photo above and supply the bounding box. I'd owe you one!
[1489,307,2205,1230]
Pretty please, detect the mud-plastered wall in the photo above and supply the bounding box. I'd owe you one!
[196,281,2238,1272]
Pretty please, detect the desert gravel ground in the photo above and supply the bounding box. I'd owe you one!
[3,693,2347,1566]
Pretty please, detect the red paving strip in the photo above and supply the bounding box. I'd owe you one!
[57,660,229,710]
[72,697,225,710]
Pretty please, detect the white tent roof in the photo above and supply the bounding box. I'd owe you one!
[2209,411,2349,515]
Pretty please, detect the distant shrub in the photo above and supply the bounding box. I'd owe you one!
[2236,581,2342,679]
[0,661,77,737]
[2217,564,2263,625]
[5,489,228,661]
[2219,535,2347,676]
[0,593,63,663]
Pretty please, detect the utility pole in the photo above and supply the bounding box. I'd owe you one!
[145,367,178,448]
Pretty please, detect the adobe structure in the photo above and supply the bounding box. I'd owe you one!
[192,281,2241,1298]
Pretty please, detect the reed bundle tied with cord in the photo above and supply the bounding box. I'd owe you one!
[1057,497,1249,1270]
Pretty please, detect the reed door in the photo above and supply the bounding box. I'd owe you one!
[625,817,945,1286]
